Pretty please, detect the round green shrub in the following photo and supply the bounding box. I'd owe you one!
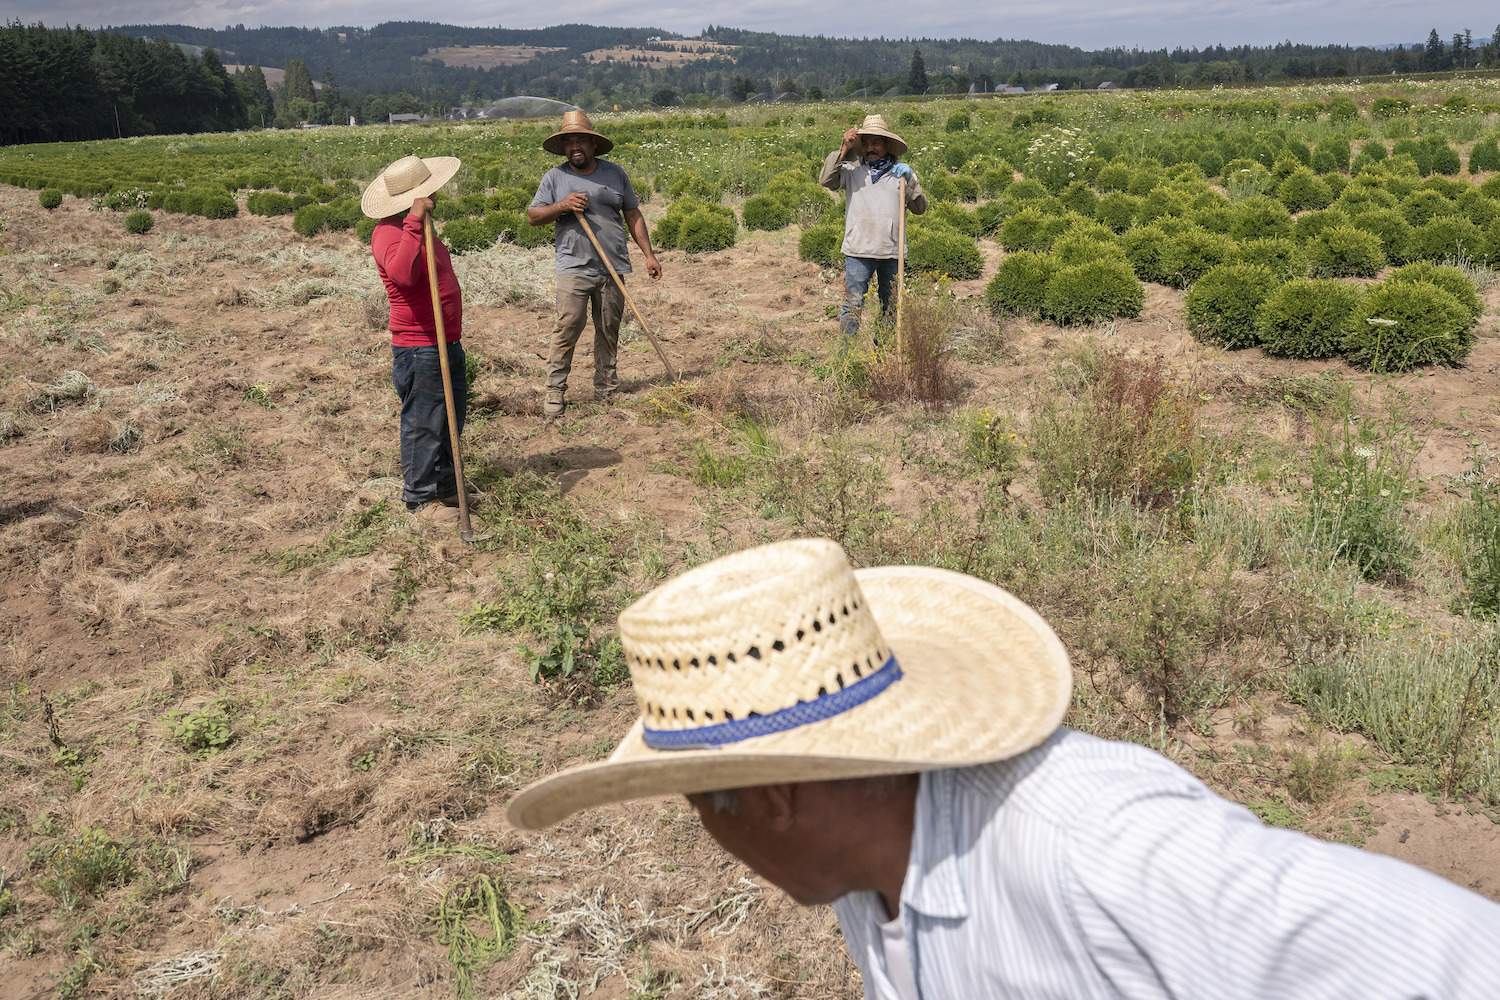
[1094,192,1140,233]
[322,197,360,232]
[999,207,1068,253]
[124,210,153,235]
[742,195,794,231]
[1095,161,1132,192]
[1126,165,1165,197]
[1411,215,1483,263]
[1042,258,1144,325]
[292,204,329,238]
[1185,263,1278,349]
[247,191,294,216]
[1189,203,1236,234]
[1320,138,1352,173]
[924,173,958,203]
[906,226,983,279]
[1457,189,1498,228]
[1277,168,1333,213]
[1230,197,1294,240]
[1059,180,1099,218]
[1120,225,1173,284]
[952,175,980,202]
[38,188,62,210]
[310,183,339,203]
[1469,139,1500,174]
[1293,208,1351,243]
[985,252,1057,316]
[1310,149,1339,174]
[290,194,317,211]
[1050,231,1119,267]
[1385,262,1483,322]
[653,198,736,251]
[510,217,555,249]
[1306,226,1386,278]
[1345,280,1472,371]
[669,172,719,200]
[198,192,238,220]
[431,199,472,221]
[677,208,738,253]
[355,216,378,244]
[1336,182,1399,215]
[1232,237,1306,281]
[1324,174,1350,200]
[440,217,499,254]
[1257,279,1363,358]
[1430,144,1462,176]
[1401,189,1452,227]
[1004,177,1050,204]
[1346,209,1414,265]
[798,224,843,267]
[1162,226,1235,288]
[980,167,1015,197]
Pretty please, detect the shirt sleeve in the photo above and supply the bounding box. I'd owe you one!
[1066,781,1500,999]
[373,213,426,289]
[905,173,927,216]
[619,166,640,212]
[529,169,556,210]
[819,149,848,191]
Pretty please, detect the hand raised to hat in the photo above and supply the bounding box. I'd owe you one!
[840,127,861,158]
[408,195,434,222]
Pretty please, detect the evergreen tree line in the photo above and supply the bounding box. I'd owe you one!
[1,21,274,144]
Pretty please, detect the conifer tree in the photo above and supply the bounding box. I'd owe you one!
[909,46,928,93]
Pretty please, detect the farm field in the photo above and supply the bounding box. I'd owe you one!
[3,81,1500,998]
[422,46,569,70]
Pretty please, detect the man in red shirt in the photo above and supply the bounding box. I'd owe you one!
[361,154,466,515]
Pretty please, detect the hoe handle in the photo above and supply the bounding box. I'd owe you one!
[896,176,907,359]
[423,218,474,542]
[573,210,680,383]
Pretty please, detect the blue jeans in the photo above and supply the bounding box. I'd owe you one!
[841,256,900,337]
[392,343,467,510]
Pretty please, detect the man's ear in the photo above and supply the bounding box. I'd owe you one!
[762,784,796,832]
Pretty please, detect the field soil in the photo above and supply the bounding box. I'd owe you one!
[1,186,1498,998]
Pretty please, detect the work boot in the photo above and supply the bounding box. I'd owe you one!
[543,390,566,418]
[413,502,459,525]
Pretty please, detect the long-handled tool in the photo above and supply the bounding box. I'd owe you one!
[573,210,679,383]
[422,217,476,543]
[895,176,907,359]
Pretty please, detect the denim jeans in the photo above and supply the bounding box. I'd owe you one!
[392,342,467,510]
[841,255,900,337]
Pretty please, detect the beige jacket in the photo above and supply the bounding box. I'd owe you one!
[819,148,928,259]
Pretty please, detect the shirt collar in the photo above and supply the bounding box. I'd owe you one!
[897,769,969,921]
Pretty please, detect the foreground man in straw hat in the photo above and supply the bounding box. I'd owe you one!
[362,154,467,519]
[528,111,661,418]
[510,538,1500,998]
[820,114,927,338]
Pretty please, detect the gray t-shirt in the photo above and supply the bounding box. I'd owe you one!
[530,160,639,275]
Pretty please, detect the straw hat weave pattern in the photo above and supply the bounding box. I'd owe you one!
[360,154,462,219]
[507,538,1073,830]
[855,114,908,158]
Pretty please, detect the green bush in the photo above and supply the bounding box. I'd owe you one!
[924,172,958,203]
[1004,177,1051,203]
[1198,150,1225,179]
[999,207,1068,253]
[1277,167,1334,213]
[742,194,794,231]
[1230,197,1294,240]
[1346,208,1414,264]
[1401,189,1452,227]
[1292,207,1350,243]
[322,196,360,232]
[442,217,501,254]
[1305,226,1386,278]
[1469,139,1500,174]
[1050,231,1119,267]
[653,198,736,252]
[292,204,329,238]
[1391,139,1433,176]
[1095,161,1132,192]
[927,202,984,238]
[1094,192,1140,233]
[798,224,843,267]
[980,166,1015,197]
[1161,226,1235,288]
[1324,174,1350,200]
[38,187,62,210]
[1189,202,1236,233]
[1345,280,1472,371]
[1232,237,1306,281]
[669,172,719,200]
[1317,137,1351,172]
[1185,263,1279,349]
[1336,182,1399,215]
[1328,97,1360,121]
[945,110,972,132]
[1042,258,1144,325]
[985,252,1057,316]
[1457,189,1498,228]
[1126,165,1165,197]
[1429,142,1462,176]
[247,190,294,216]
[951,174,980,202]
[310,183,339,203]
[199,191,238,219]
[1371,97,1412,119]
[124,210,153,235]
[906,226,983,279]
[1256,279,1363,358]
[1411,215,1483,263]
[290,193,316,211]
[1059,180,1099,217]
[1385,262,1483,322]
[1120,225,1173,284]
[355,216,378,243]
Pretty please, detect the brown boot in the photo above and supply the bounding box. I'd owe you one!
[543,390,566,418]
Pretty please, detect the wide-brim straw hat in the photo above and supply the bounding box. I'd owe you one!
[507,538,1072,830]
[856,114,908,157]
[543,110,615,156]
[360,154,462,219]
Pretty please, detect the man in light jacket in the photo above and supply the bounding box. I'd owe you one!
[819,114,927,338]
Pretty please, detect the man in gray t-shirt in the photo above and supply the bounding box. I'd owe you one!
[528,111,661,418]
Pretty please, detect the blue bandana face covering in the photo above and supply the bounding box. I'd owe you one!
[641,653,904,751]
[867,155,896,183]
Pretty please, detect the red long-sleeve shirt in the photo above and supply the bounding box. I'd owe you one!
[371,213,462,346]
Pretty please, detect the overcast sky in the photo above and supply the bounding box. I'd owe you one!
[14,0,1491,52]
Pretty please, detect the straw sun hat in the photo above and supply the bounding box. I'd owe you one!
[855,114,908,157]
[507,538,1073,830]
[542,110,615,156]
[360,154,462,219]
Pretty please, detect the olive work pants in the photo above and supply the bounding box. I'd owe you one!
[545,271,626,395]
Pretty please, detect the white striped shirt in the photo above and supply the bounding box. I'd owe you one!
[832,728,1500,1000]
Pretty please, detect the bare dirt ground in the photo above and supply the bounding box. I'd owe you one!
[1,188,1497,998]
